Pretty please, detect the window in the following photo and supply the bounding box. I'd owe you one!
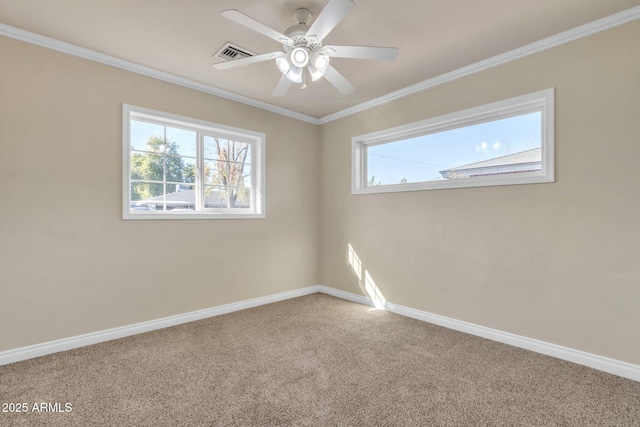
[122,105,265,219]
[352,89,554,194]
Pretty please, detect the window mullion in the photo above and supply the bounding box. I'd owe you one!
[196,132,203,211]
[163,126,168,211]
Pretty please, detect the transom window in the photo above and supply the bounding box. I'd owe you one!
[122,105,265,219]
[352,89,554,194]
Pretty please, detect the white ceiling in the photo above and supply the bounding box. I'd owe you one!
[1,0,639,120]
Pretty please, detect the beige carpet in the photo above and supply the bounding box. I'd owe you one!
[1,293,639,426]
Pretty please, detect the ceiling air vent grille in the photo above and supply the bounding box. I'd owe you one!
[214,42,256,61]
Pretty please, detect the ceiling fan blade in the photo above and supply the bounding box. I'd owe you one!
[324,45,399,61]
[323,65,355,95]
[221,10,292,44]
[305,0,355,42]
[213,52,284,70]
[272,74,292,97]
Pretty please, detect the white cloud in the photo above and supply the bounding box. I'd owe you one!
[493,142,500,149]
[476,141,490,153]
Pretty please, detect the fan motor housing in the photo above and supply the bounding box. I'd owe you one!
[292,8,312,25]
[283,26,322,53]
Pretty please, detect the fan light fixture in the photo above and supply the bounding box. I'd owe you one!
[275,56,291,74]
[278,48,329,83]
[290,47,310,67]
[309,52,330,81]
[214,0,399,96]
[286,66,303,84]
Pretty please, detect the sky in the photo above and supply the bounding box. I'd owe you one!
[130,120,197,157]
[366,111,542,185]
[131,120,252,163]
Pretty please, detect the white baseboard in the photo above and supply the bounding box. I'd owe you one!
[316,285,640,382]
[2,284,639,382]
[316,284,374,306]
[0,286,319,366]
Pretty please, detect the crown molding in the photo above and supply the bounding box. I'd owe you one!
[0,23,320,125]
[317,5,640,124]
[2,5,639,126]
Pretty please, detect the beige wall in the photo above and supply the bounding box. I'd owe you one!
[0,36,319,351]
[1,20,639,367]
[319,21,640,365]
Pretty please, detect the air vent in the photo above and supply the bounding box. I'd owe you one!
[214,42,256,61]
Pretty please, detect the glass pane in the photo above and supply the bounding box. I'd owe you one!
[203,160,251,188]
[203,186,251,209]
[203,137,251,164]
[204,186,227,208]
[228,141,251,164]
[130,182,164,203]
[131,120,164,151]
[166,182,195,194]
[204,160,228,186]
[229,187,251,208]
[178,157,197,184]
[130,182,196,212]
[164,155,196,184]
[163,183,196,211]
[239,164,252,188]
[130,152,164,182]
[166,127,196,157]
[203,136,228,160]
[366,112,542,185]
[228,162,251,188]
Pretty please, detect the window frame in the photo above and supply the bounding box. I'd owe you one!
[351,88,555,194]
[122,104,265,220]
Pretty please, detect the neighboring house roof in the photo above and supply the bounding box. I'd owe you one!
[132,188,249,209]
[144,189,196,206]
[439,147,541,179]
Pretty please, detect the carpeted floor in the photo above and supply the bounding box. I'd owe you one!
[1,293,639,426]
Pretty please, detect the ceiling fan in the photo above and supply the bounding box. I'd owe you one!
[213,0,398,97]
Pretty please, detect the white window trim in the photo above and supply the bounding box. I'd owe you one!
[352,88,555,194]
[122,104,266,220]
